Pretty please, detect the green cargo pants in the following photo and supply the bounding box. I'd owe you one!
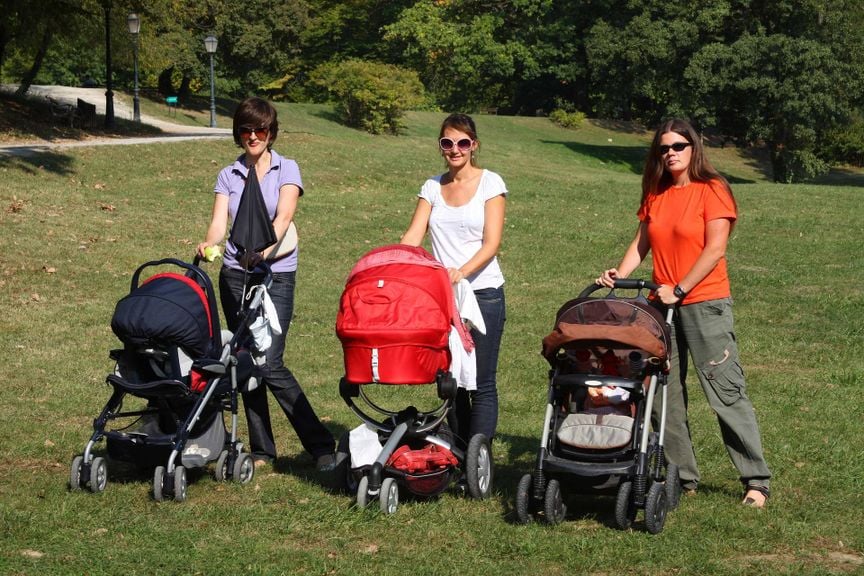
[657,297,771,492]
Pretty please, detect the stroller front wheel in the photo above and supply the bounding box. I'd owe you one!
[153,466,166,501]
[356,475,370,508]
[644,482,668,534]
[543,478,566,525]
[380,477,399,514]
[69,455,84,491]
[233,453,254,484]
[214,450,229,482]
[665,463,681,510]
[515,473,535,524]
[615,480,636,530]
[88,457,107,494]
[173,465,187,502]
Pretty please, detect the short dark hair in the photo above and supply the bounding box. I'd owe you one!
[232,97,279,149]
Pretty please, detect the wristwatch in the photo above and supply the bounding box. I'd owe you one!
[673,285,687,299]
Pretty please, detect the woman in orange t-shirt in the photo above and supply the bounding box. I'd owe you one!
[597,118,771,508]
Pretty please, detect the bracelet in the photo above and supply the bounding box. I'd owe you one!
[673,285,687,299]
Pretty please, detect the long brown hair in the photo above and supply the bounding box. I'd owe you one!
[641,118,735,214]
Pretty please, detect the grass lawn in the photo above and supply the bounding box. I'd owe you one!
[0,102,862,575]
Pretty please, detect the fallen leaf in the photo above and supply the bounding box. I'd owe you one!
[43,266,56,274]
[94,183,106,190]
[362,544,379,554]
[44,439,55,447]
[21,549,44,559]
[99,202,115,211]
[31,293,42,302]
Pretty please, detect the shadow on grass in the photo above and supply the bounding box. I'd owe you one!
[545,141,647,174]
[0,150,76,175]
[810,166,864,187]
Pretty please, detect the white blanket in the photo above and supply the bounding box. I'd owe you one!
[449,280,486,390]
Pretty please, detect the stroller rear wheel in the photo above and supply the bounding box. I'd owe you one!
[380,477,399,514]
[465,434,493,499]
[88,457,107,494]
[665,463,681,510]
[543,478,566,525]
[515,473,535,524]
[644,482,668,534]
[615,480,636,529]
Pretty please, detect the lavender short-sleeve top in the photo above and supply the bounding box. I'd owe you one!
[215,150,303,273]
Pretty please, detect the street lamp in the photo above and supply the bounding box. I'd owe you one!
[127,13,141,123]
[204,35,218,128]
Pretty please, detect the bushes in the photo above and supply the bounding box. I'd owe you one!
[308,59,427,135]
[549,108,586,129]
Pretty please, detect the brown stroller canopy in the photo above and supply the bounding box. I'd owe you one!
[541,298,669,365]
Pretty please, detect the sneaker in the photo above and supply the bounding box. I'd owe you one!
[316,453,338,473]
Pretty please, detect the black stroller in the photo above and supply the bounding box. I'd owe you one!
[69,257,271,502]
[515,280,679,533]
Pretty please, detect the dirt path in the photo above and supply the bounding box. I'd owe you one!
[0,84,232,156]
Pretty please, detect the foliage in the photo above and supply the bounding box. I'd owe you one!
[308,58,426,134]
[549,108,585,129]
[824,111,864,166]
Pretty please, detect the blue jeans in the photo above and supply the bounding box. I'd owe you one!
[451,286,506,449]
[219,267,334,461]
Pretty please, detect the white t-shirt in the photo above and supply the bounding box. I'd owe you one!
[418,169,507,290]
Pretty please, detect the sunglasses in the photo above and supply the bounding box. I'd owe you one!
[239,126,269,140]
[659,142,692,155]
[439,137,474,151]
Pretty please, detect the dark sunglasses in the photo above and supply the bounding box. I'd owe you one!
[659,142,692,155]
[239,126,269,140]
[439,137,473,151]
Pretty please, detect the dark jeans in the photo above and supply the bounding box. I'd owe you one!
[219,267,334,461]
[451,285,506,450]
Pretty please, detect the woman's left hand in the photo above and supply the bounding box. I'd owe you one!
[656,284,681,305]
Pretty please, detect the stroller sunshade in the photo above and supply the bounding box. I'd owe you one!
[111,272,214,358]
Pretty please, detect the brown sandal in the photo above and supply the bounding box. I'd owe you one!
[742,485,770,508]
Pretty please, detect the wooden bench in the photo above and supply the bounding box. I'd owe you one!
[48,97,77,127]
[76,98,96,129]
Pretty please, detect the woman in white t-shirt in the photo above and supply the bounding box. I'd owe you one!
[401,113,507,452]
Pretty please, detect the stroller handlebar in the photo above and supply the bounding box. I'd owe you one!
[578,279,660,298]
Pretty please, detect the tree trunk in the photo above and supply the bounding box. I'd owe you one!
[15,27,51,96]
[178,74,192,102]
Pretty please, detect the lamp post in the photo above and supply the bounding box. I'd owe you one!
[204,35,218,128]
[127,13,141,123]
[103,2,115,127]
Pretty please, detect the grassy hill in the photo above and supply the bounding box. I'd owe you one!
[1,103,862,575]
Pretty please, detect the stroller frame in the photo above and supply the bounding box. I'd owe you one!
[69,258,271,502]
[516,279,679,533]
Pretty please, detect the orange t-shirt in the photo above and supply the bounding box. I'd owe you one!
[637,179,737,305]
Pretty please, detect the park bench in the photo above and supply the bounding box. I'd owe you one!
[48,97,77,127]
[76,98,96,129]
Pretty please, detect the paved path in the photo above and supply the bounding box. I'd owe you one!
[0,84,232,156]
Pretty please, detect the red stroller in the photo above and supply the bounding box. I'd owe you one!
[335,244,494,513]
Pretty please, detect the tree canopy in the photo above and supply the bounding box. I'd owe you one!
[3,0,863,180]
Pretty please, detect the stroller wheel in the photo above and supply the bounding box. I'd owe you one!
[233,453,254,484]
[515,473,535,524]
[69,455,84,491]
[465,434,493,499]
[153,466,166,502]
[356,475,370,508]
[173,466,187,503]
[380,477,399,515]
[645,482,668,534]
[665,463,681,510]
[214,450,229,482]
[615,480,636,530]
[543,478,566,525]
[88,457,108,494]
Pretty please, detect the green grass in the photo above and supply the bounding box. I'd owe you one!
[1,104,863,575]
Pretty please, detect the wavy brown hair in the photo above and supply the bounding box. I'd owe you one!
[641,118,735,216]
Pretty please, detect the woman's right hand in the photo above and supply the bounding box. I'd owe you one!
[596,268,620,288]
[197,242,211,258]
